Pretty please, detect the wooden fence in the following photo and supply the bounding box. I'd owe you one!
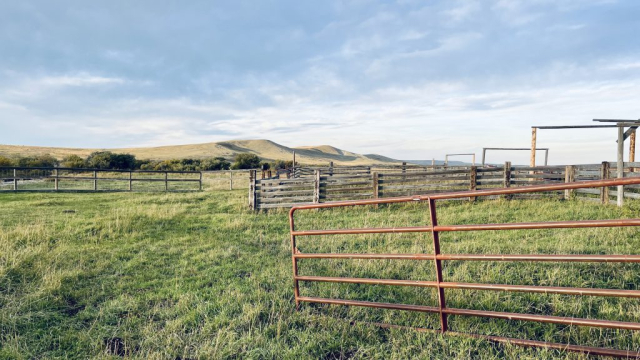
[251,162,640,210]
[0,167,202,192]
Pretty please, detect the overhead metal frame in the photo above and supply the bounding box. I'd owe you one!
[531,119,640,207]
[444,153,475,166]
[481,148,549,166]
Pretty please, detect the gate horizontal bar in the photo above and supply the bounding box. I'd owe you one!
[297,276,640,298]
[299,296,640,330]
[294,253,640,262]
[292,219,640,236]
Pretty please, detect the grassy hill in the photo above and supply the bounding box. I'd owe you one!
[0,140,401,165]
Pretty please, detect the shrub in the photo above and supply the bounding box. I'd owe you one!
[0,156,13,167]
[16,154,58,168]
[86,151,136,170]
[231,154,261,170]
[199,157,231,171]
[60,155,86,168]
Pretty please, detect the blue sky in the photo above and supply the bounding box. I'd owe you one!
[1,0,639,164]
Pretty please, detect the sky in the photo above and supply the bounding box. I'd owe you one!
[1,0,639,165]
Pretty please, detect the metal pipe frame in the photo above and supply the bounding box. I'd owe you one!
[482,148,549,166]
[289,176,640,358]
[444,153,476,166]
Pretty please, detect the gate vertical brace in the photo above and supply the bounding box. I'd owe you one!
[428,198,448,333]
[290,211,300,309]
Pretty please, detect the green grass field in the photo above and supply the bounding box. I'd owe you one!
[1,189,640,359]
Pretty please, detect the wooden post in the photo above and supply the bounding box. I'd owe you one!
[482,149,487,165]
[617,126,624,207]
[630,130,636,172]
[372,172,379,199]
[93,171,97,191]
[229,171,233,190]
[601,162,610,204]
[564,165,575,200]
[54,168,59,191]
[472,154,476,166]
[329,162,333,176]
[199,171,203,191]
[249,170,256,210]
[402,162,406,173]
[469,166,477,202]
[432,158,435,167]
[164,172,168,191]
[502,161,511,199]
[129,171,133,191]
[313,170,320,204]
[13,168,17,191]
[292,151,296,178]
[530,128,537,167]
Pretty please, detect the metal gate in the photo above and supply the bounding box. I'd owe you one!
[289,177,640,357]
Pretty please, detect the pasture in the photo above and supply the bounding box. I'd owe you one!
[1,188,640,359]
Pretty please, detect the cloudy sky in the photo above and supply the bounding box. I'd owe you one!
[1,0,639,164]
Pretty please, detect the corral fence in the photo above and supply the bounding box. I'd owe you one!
[251,162,640,210]
[0,167,202,192]
[289,177,640,358]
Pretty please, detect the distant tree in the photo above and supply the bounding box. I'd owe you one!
[86,151,136,169]
[261,162,271,170]
[199,157,230,171]
[272,160,293,169]
[60,155,86,168]
[231,154,261,170]
[0,156,13,167]
[16,154,58,168]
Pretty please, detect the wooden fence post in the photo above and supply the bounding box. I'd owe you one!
[54,168,59,191]
[469,166,477,202]
[129,171,133,191]
[228,171,232,190]
[372,172,379,200]
[503,162,511,200]
[93,171,98,191]
[402,162,407,173]
[199,171,203,191]
[564,165,575,200]
[13,168,17,191]
[164,172,168,191]
[313,170,320,204]
[329,162,334,176]
[249,170,256,210]
[601,162,610,205]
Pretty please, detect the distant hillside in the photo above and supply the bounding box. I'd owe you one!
[0,140,402,166]
[405,159,471,166]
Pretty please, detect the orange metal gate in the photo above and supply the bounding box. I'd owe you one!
[289,177,640,357]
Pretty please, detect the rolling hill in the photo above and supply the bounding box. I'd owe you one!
[0,140,402,166]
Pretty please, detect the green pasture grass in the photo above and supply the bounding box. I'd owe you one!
[1,190,640,359]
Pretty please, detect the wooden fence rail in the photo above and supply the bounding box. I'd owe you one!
[252,162,640,210]
[0,167,202,192]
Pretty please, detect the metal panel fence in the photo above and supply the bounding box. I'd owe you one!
[288,177,640,358]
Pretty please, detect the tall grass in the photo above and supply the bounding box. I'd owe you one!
[1,190,639,359]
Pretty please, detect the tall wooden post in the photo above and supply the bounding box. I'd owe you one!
[402,162,406,173]
[292,151,296,178]
[313,170,320,204]
[564,165,575,200]
[229,171,233,190]
[199,171,203,191]
[617,126,624,207]
[469,166,477,202]
[472,154,476,166]
[54,168,59,191]
[164,172,168,192]
[630,130,636,172]
[249,170,256,210]
[329,161,333,176]
[530,128,537,167]
[372,172,379,200]
[93,171,98,191]
[129,171,133,191]
[13,168,17,191]
[601,162,610,204]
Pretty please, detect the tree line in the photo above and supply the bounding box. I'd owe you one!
[0,152,293,171]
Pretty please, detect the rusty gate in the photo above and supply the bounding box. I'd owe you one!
[289,177,640,357]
